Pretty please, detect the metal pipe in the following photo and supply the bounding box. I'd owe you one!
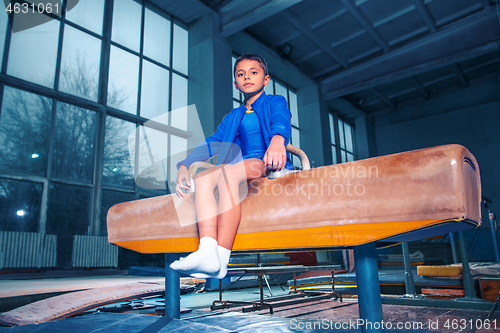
[354,242,383,333]
[402,242,416,295]
[165,253,181,318]
[263,274,273,296]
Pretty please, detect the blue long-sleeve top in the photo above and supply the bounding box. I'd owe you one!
[177,91,293,170]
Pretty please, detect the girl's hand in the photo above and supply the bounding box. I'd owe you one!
[263,135,287,170]
[176,165,191,197]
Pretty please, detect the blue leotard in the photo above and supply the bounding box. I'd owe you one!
[238,110,266,160]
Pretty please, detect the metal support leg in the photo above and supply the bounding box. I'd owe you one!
[402,242,416,295]
[457,231,479,300]
[354,242,383,333]
[488,209,500,262]
[259,274,264,303]
[449,232,459,263]
[218,279,223,301]
[165,253,181,319]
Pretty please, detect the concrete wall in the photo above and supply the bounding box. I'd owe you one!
[296,84,330,167]
[188,13,233,136]
[355,116,377,160]
[373,77,500,261]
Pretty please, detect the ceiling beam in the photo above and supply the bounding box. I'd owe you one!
[228,31,315,88]
[216,0,234,11]
[188,0,215,13]
[453,64,469,88]
[314,64,344,79]
[274,9,347,49]
[370,88,396,110]
[410,76,430,99]
[220,0,303,37]
[310,8,347,30]
[327,97,370,119]
[331,30,365,49]
[281,9,349,68]
[321,6,500,100]
[273,32,301,49]
[411,0,436,32]
[372,5,415,28]
[294,49,322,64]
[339,0,389,51]
[463,56,500,73]
[423,73,456,86]
[435,3,483,27]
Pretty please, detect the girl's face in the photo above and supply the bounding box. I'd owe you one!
[234,59,270,95]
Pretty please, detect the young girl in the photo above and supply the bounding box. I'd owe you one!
[170,53,292,279]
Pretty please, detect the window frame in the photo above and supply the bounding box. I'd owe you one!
[0,0,190,239]
[329,111,357,164]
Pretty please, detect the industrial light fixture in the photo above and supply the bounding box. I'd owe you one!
[278,44,292,58]
[282,44,292,55]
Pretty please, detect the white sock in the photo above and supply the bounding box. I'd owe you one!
[191,246,231,279]
[169,237,220,275]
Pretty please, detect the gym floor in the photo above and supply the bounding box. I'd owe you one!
[0,270,499,332]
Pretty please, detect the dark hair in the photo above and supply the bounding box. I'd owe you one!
[234,53,268,77]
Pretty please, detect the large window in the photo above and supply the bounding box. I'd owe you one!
[0,0,189,268]
[232,57,302,169]
[329,112,356,164]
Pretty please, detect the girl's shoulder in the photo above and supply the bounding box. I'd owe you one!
[266,93,287,104]
[264,94,288,111]
[219,104,245,123]
[227,104,245,116]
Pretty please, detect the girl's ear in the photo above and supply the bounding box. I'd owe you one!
[263,75,270,86]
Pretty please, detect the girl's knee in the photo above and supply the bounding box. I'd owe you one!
[218,165,245,185]
[194,170,219,191]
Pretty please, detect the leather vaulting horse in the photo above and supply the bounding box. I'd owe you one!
[107,144,481,253]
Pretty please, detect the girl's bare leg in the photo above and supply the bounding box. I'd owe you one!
[191,158,266,279]
[216,158,266,249]
[169,166,223,274]
[171,159,265,277]
[195,166,224,239]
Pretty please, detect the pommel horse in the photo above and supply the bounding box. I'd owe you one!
[107,144,481,329]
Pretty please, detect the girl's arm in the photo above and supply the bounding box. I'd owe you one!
[175,111,234,196]
[263,135,287,170]
[264,96,291,170]
[266,95,292,146]
[175,112,230,171]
